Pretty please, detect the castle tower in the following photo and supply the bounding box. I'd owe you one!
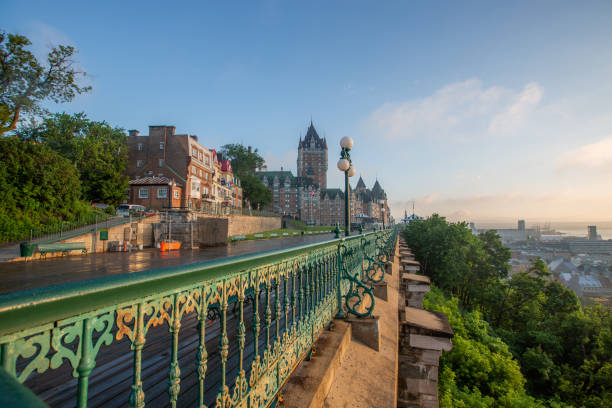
[297,121,328,189]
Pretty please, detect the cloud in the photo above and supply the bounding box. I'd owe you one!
[488,82,543,135]
[22,21,73,61]
[365,79,543,141]
[557,136,612,172]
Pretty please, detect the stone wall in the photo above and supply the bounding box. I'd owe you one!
[397,240,453,408]
[42,215,160,258]
[197,217,228,247]
[227,215,280,236]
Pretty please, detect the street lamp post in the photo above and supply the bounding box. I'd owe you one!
[337,137,356,237]
[382,204,386,229]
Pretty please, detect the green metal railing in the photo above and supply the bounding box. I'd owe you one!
[0,228,396,407]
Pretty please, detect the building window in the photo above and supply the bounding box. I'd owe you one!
[205,173,209,180]
[158,159,163,167]
[159,142,164,150]
[199,152,203,161]
[157,187,168,198]
[192,148,197,157]
[174,189,180,199]
[137,143,143,151]
[199,169,202,177]
[137,160,143,168]
[139,188,149,199]
[192,167,196,174]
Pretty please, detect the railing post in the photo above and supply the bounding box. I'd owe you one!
[129,303,145,408]
[335,241,346,318]
[76,318,94,408]
[196,287,208,407]
[253,284,261,359]
[168,294,181,407]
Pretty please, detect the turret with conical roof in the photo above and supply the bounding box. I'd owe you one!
[371,179,386,200]
[356,176,366,191]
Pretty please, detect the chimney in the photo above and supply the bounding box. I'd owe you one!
[128,130,139,137]
[248,146,252,153]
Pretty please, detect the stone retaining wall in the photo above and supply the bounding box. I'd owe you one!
[397,240,453,408]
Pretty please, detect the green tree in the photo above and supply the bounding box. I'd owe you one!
[402,216,510,309]
[219,143,265,178]
[424,288,545,407]
[219,143,271,208]
[0,138,84,242]
[0,31,91,134]
[15,112,128,205]
[240,174,272,209]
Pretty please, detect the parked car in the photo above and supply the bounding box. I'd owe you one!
[91,203,110,210]
[116,204,146,217]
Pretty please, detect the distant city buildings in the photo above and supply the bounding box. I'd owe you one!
[256,122,391,226]
[472,219,538,244]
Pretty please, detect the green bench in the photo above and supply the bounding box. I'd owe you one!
[37,242,87,259]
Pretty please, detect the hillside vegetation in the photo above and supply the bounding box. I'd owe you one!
[403,215,612,407]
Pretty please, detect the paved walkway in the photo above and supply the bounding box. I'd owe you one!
[0,216,141,261]
[323,252,399,407]
[0,234,334,295]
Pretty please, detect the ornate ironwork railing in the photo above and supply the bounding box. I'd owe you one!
[0,228,396,408]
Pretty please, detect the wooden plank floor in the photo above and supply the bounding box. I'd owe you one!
[22,283,325,407]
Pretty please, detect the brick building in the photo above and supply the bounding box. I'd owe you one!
[126,125,241,211]
[257,170,318,219]
[128,177,182,209]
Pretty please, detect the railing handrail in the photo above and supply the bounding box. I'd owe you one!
[0,232,375,338]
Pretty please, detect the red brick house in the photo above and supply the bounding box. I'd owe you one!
[128,177,182,209]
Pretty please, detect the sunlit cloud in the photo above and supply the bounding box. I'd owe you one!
[488,82,543,135]
[557,136,612,172]
[365,79,543,141]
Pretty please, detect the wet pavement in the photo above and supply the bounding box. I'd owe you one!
[0,234,335,295]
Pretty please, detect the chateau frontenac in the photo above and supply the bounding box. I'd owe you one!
[256,122,391,226]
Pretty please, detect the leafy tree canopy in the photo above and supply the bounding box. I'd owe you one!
[240,173,273,209]
[0,138,85,242]
[15,112,128,205]
[219,143,265,179]
[219,143,271,208]
[0,31,91,134]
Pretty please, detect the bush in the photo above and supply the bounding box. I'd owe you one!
[0,138,85,242]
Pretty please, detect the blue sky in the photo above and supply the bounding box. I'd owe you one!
[3,1,612,222]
